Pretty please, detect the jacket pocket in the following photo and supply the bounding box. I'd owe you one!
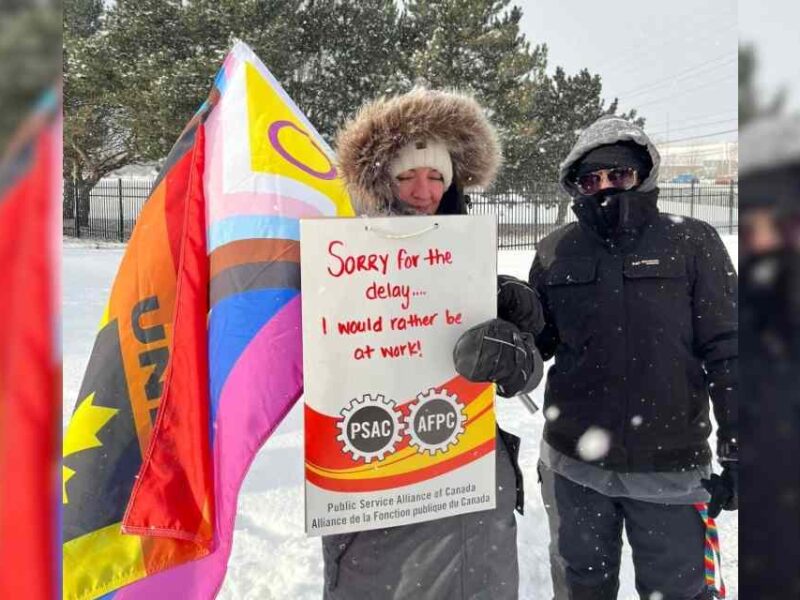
[544,258,599,348]
[322,532,358,591]
[545,257,597,285]
[622,254,691,332]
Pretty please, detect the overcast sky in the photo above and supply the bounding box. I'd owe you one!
[517,0,738,145]
[739,0,800,114]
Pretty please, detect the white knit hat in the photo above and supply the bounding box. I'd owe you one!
[389,139,453,189]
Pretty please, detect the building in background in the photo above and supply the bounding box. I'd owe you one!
[657,140,739,182]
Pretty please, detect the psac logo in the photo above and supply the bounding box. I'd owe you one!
[336,388,466,463]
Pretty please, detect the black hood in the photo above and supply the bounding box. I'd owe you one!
[560,116,661,197]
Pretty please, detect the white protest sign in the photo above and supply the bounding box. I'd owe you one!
[301,214,497,536]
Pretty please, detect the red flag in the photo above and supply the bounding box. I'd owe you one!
[122,125,214,545]
[0,94,60,598]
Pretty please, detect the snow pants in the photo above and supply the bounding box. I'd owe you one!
[539,462,714,600]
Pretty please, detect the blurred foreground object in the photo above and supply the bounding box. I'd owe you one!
[739,115,800,598]
[0,2,61,150]
[0,88,61,597]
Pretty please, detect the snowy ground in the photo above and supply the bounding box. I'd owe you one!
[63,236,738,599]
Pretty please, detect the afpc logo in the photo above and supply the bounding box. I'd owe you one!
[406,388,466,455]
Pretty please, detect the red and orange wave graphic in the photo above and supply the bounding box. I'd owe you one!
[305,376,495,492]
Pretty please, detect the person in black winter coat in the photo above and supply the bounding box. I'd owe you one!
[322,88,545,600]
[738,116,800,599]
[528,116,738,600]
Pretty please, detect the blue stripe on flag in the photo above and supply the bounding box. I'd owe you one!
[213,63,229,94]
[208,216,300,252]
[208,288,298,435]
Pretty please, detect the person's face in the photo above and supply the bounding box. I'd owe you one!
[742,208,783,256]
[575,167,639,196]
[394,167,446,215]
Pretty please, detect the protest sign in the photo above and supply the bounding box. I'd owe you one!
[301,214,497,536]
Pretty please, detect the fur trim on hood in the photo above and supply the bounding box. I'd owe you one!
[335,88,502,215]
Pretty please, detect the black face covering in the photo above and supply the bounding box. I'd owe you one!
[573,188,659,240]
[595,189,622,233]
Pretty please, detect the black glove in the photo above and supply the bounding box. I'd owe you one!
[497,275,545,336]
[701,462,738,518]
[453,318,543,397]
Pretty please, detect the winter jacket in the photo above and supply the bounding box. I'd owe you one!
[322,89,525,599]
[738,117,800,597]
[739,294,800,596]
[529,116,738,472]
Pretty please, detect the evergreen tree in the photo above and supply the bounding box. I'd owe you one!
[64,0,648,196]
[523,67,643,180]
[521,66,644,223]
[282,0,408,144]
[66,0,400,165]
[64,0,123,182]
[397,0,638,190]
[401,0,546,148]
[99,0,203,163]
[64,0,103,38]
[739,43,785,127]
[64,0,129,224]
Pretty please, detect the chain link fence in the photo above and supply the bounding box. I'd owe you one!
[63,178,738,247]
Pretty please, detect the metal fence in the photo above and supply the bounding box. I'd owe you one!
[63,178,153,242]
[63,177,738,247]
[468,181,738,248]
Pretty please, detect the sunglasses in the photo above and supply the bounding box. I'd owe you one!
[742,208,800,251]
[575,167,638,195]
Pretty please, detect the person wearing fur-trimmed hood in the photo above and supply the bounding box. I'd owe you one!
[321,88,545,600]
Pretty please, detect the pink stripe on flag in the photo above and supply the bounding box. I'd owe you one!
[209,190,323,222]
[114,295,303,599]
[221,53,241,77]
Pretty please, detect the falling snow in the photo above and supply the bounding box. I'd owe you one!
[62,235,739,598]
[576,427,613,462]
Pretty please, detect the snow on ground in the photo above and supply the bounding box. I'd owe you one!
[62,247,124,424]
[62,235,738,599]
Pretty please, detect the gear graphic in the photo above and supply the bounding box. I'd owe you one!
[406,387,467,455]
[336,393,404,463]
